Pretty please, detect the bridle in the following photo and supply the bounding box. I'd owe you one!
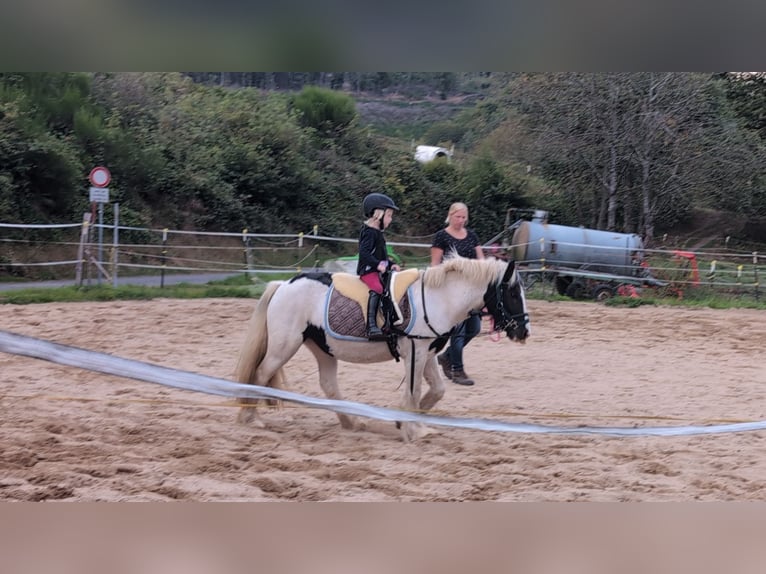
[484,260,529,337]
[416,262,528,339]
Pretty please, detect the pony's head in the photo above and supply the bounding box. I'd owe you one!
[424,256,530,342]
[484,259,530,343]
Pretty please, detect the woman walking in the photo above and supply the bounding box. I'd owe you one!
[430,202,484,386]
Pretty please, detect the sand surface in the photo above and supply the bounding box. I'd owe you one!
[2,297,765,501]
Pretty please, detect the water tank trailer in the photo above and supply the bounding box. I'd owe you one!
[509,212,649,299]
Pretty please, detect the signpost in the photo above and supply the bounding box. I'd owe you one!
[89,166,111,188]
[88,167,111,286]
[89,187,110,203]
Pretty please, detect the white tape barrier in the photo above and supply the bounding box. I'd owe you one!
[2,329,766,437]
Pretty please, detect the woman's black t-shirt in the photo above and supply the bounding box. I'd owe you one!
[431,229,481,262]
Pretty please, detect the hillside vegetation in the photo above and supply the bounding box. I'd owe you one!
[2,72,766,251]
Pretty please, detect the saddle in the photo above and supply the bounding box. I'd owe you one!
[325,268,419,341]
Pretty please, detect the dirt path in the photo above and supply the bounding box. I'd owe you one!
[2,298,765,501]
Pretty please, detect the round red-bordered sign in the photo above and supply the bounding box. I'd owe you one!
[89,166,111,188]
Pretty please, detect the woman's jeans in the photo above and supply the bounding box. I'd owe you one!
[443,312,482,371]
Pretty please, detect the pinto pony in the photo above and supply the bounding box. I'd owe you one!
[235,256,529,441]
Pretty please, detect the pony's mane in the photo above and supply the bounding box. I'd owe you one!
[423,255,507,289]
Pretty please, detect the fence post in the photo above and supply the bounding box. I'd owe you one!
[754,252,760,301]
[75,213,91,287]
[312,225,319,268]
[112,203,119,288]
[242,228,253,277]
[97,202,104,286]
[737,264,743,291]
[538,237,550,295]
[160,229,168,289]
[297,232,304,273]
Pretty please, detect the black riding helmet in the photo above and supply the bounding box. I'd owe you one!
[362,193,399,218]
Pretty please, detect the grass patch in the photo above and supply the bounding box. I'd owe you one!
[600,291,766,310]
[0,282,266,305]
[3,270,764,311]
[604,296,657,308]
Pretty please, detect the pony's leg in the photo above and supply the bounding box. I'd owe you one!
[398,343,431,442]
[419,354,446,412]
[237,335,304,426]
[305,342,356,430]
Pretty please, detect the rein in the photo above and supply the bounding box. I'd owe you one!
[382,269,452,341]
[406,265,528,339]
[392,265,527,395]
[418,269,450,339]
[381,262,528,399]
[387,269,451,395]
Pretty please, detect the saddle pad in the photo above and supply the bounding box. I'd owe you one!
[325,286,415,341]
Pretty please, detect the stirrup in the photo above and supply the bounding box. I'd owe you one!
[366,327,386,340]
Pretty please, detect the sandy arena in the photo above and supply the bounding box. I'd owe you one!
[1,297,765,501]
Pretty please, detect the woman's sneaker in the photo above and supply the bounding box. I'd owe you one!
[450,369,475,386]
[436,353,452,380]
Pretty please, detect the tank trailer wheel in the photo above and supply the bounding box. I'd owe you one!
[592,284,615,302]
[555,276,572,296]
[565,280,587,300]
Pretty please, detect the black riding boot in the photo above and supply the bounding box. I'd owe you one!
[366,291,385,340]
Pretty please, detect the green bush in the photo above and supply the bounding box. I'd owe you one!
[292,86,357,137]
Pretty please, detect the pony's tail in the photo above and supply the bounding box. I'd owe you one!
[236,280,286,408]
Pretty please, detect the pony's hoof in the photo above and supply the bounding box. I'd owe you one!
[338,414,357,430]
[398,422,430,442]
[237,409,266,428]
[416,425,437,438]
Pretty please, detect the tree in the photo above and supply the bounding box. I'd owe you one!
[0,81,85,223]
[723,72,766,139]
[490,73,764,239]
[458,156,529,241]
[291,86,357,137]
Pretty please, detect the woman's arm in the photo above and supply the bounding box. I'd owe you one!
[430,246,444,267]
